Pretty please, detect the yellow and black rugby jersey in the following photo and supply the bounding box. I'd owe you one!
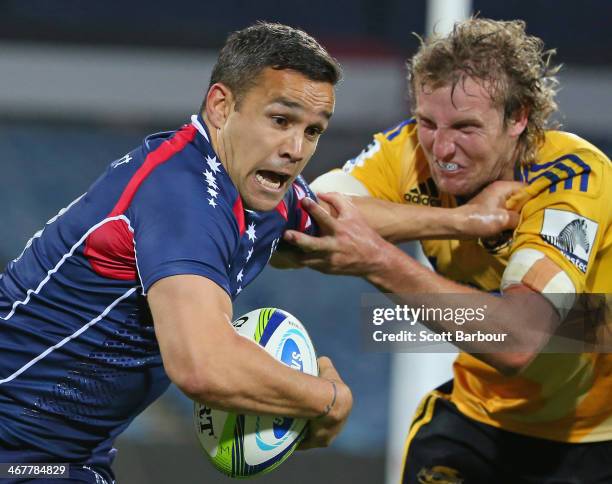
[340,121,612,442]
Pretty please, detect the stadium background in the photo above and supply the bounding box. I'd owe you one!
[1,1,610,482]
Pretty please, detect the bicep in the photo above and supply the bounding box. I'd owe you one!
[148,274,234,382]
[502,282,561,330]
[129,166,236,294]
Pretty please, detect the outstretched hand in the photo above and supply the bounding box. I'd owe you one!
[283,192,389,275]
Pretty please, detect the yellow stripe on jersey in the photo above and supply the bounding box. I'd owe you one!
[400,390,448,483]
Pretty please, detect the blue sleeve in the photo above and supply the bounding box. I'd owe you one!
[128,155,238,295]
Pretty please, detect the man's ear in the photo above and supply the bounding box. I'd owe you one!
[204,83,235,129]
[507,106,529,138]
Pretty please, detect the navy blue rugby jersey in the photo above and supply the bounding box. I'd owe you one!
[0,115,316,465]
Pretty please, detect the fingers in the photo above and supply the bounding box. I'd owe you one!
[470,180,526,210]
[301,192,355,229]
[490,180,526,199]
[317,356,340,380]
[296,424,331,451]
[315,198,337,218]
[505,210,520,230]
[317,192,353,215]
[268,250,303,269]
[283,230,329,252]
[296,426,317,451]
[506,189,529,212]
[297,359,352,452]
[301,197,337,233]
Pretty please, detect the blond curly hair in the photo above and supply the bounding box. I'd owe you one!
[408,18,560,166]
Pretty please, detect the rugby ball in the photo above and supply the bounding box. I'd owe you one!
[194,308,318,478]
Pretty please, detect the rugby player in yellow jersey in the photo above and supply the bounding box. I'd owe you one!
[282,18,612,483]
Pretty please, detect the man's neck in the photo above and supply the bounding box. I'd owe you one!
[201,114,233,179]
[201,114,220,156]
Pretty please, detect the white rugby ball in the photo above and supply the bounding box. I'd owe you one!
[194,307,318,478]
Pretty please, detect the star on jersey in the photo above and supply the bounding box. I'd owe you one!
[206,155,221,174]
[246,223,257,242]
[208,198,217,208]
[246,247,253,262]
[207,187,218,198]
[237,269,244,282]
[111,153,132,168]
[236,286,243,295]
[203,170,218,188]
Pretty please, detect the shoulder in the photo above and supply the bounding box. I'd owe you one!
[376,118,419,152]
[520,131,611,200]
[129,127,239,229]
[380,118,418,141]
[343,118,418,173]
[509,132,610,285]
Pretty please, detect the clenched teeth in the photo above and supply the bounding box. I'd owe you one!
[437,161,459,172]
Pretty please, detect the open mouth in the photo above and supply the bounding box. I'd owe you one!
[255,170,291,191]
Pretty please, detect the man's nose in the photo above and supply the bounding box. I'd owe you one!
[280,131,304,163]
[432,129,456,161]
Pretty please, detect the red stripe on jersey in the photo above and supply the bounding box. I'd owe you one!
[294,199,311,233]
[86,124,197,280]
[275,200,288,221]
[292,182,310,232]
[84,218,137,280]
[109,124,197,217]
[233,196,246,236]
[298,206,311,233]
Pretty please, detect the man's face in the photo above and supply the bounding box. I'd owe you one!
[216,68,334,211]
[415,76,525,198]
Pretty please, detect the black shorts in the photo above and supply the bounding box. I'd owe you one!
[401,381,612,484]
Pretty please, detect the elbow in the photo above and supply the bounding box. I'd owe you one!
[166,358,231,405]
[171,370,208,401]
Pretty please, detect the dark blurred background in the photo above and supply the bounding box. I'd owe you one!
[1,1,610,483]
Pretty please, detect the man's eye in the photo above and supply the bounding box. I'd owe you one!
[458,125,477,133]
[306,127,322,138]
[419,119,435,130]
[272,116,289,127]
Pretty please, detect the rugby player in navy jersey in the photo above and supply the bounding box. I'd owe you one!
[0,23,352,483]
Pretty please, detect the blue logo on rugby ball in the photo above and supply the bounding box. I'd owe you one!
[273,416,293,439]
[255,415,292,450]
[280,338,303,371]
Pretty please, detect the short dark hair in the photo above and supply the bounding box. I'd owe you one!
[207,22,341,105]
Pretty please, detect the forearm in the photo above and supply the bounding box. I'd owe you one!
[191,332,341,419]
[310,171,466,242]
[311,172,520,243]
[150,275,347,420]
[366,242,559,373]
[349,196,464,242]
